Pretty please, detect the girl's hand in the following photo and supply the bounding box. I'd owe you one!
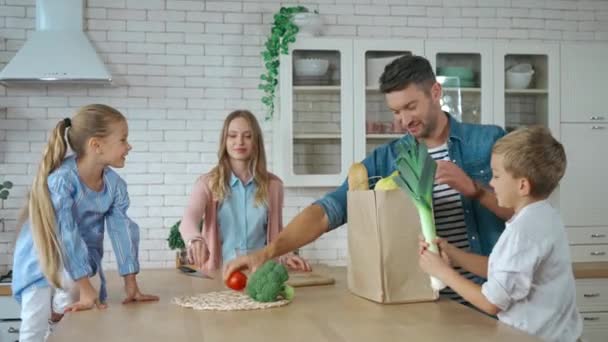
[283,254,312,272]
[122,274,159,305]
[65,279,106,312]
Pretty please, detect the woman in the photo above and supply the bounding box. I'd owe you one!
[179,110,311,274]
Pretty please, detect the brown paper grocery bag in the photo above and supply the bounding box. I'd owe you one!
[346,189,439,303]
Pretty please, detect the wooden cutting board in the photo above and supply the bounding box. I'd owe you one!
[287,270,335,287]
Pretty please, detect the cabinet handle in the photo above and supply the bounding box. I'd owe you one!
[583,316,600,321]
[591,125,605,130]
[590,251,606,256]
[590,116,605,120]
[583,293,600,298]
[8,327,19,333]
[591,234,606,238]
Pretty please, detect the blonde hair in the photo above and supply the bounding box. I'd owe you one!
[28,104,125,288]
[208,110,269,206]
[492,126,566,198]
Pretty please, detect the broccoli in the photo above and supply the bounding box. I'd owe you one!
[246,260,295,302]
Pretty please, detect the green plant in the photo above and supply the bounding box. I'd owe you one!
[0,180,12,200]
[259,6,314,120]
[167,219,203,250]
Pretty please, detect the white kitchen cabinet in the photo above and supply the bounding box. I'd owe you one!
[0,296,20,342]
[577,279,608,342]
[0,321,20,342]
[276,38,354,187]
[493,42,560,136]
[276,39,562,187]
[276,38,423,186]
[559,124,608,228]
[562,44,608,124]
[353,39,424,161]
[425,40,494,126]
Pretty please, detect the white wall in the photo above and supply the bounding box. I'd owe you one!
[1,0,608,273]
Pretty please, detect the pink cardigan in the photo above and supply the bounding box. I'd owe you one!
[179,172,285,273]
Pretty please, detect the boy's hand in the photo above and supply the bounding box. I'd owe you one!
[65,278,107,312]
[419,249,452,279]
[122,274,159,304]
[419,235,453,267]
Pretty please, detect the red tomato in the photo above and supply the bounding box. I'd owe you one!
[226,271,247,291]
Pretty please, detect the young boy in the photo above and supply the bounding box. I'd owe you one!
[419,126,582,342]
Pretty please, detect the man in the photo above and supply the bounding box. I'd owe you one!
[224,55,513,303]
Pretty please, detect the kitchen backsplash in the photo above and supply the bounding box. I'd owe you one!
[2,0,608,273]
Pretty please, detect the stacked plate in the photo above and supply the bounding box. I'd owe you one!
[437,67,476,87]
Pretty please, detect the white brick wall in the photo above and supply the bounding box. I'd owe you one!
[2,0,608,273]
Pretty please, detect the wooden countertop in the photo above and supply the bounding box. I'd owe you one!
[573,262,608,279]
[0,285,10,296]
[50,267,540,342]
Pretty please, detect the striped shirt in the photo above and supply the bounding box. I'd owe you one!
[428,143,475,304]
[12,155,140,303]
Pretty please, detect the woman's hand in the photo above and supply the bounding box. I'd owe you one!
[187,238,209,269]
[282,254,312,272]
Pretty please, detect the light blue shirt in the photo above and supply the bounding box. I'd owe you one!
[12,156,140,303]
[217,173,267,264]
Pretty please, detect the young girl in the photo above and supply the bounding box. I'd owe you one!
[419,126,582,341]
[12,104,158,342]
[180,110,311,274]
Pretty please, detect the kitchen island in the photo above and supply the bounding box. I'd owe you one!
[49,267,540,341]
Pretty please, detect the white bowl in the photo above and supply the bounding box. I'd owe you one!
[294,58,329,77]
[506,64,534,89]
[292,13,323,37]
[366,55,405,87]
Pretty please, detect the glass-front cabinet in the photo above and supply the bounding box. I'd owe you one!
[275,39,561,187]
[353,39,425,161]
[276,38,354,187]
[493,42,559,135]
[425,40,494,126]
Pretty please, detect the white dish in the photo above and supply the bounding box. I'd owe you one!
[294,58,329,77]
[506,64,534,89]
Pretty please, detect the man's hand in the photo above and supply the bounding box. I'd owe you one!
[223,248,269,281]
[435,160,479,198]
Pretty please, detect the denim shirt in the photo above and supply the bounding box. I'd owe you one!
[314,113,506,257]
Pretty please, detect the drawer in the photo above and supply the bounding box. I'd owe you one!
[582,327,608,342]
[577,279,608,312]
[580,312,608,328]
[568,227,608,245]
[0,297,20,320]
[0,320,20,342]
[570,245,608,263]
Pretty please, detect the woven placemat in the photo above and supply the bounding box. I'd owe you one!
[172,290,291,311]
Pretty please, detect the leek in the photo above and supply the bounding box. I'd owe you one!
[393,138,447,292]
